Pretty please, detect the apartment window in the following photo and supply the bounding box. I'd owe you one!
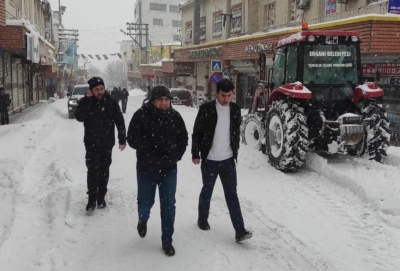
[264,2,276,27]
[200,18,206,40]
[173,34,181,42]
[172,20,181,28]
[153,18,163,26]
[290,0,302,21]
[213,14,222,36]
[170,5,180,13]
[185,22,192,43]
[150,3,167,12]
[231,8,242,32]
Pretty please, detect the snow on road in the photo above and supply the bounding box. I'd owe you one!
[0,90,400,270]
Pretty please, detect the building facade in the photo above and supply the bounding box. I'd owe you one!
[0,0,57,113]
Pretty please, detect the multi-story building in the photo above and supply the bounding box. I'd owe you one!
[133,0,183,48]
[0,0,57,111]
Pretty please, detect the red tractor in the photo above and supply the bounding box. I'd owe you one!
[241,24,390,173]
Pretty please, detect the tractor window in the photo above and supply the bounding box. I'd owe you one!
[303,44,358,84]
[272,47,286,88]
[286,46,298,83]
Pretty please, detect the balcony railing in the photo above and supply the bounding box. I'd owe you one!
[264,2,389,33]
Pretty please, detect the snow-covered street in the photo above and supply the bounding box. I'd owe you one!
[1,89,400,271]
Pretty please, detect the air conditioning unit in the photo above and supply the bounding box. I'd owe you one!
[296,0,310,9]
[337,0,347,3]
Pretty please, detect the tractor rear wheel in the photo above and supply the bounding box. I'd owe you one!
[266,99,309,173]
[241,113,265,151]
[359,99,390,162]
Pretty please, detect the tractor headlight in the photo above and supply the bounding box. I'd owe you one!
[68,100,78,106]
[307,35,315,42]
[351,36,359,42]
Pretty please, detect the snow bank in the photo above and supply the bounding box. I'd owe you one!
[129,88,146,97]
[306,153,400,228]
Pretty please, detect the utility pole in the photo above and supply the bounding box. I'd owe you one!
[123,23,149,64]
[193,0,200,45]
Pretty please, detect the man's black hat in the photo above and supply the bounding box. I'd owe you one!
[149,85,172,102]
[87,77,105,90]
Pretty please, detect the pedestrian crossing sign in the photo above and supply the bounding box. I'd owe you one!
[211,60,222,72]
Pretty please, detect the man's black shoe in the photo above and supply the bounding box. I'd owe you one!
[137,220,147,238]
[197,218,210,230]
[235,228,252,242]
[86,193,97,212]
[86,200,96,212]
[97,198,106,209]
[162,244,175,256]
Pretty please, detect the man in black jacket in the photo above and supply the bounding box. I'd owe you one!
[75,77,126,212]
[192,78,252,242]
[0,87,11,125]
[127,85,188,257]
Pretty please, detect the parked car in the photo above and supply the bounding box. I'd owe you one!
[67,84,90,119]
[170,88,193,107]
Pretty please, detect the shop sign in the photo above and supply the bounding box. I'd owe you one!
[363,64,400,76]
[189,46,222,59]
[245,42,274,54]
[388,0,400,14]
[174,62,194,74]
[231,60,255,67]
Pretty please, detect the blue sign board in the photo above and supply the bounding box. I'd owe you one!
[388,0,400,14]
[211,60,222,72]
[62,41,78,64]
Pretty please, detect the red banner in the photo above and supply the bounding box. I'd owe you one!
[362,64,400,76]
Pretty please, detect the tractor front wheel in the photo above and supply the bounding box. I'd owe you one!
[241,113,265,151]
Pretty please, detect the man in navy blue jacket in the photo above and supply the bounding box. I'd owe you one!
[127,85,188,257]
[192,78,252,242]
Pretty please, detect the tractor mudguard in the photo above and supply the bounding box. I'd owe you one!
[266,82,312,111]
[353,82,384,105]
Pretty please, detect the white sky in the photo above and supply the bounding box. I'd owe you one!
[1,91,400,270]
[48,0,137,71]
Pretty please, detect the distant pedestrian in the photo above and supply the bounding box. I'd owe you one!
[0,87,11,125]
[192,78,252,242]
[75,77,126,212]
[127,85,188,256]
[121,88,129,113]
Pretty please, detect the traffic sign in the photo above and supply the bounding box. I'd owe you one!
[211,60,222,72]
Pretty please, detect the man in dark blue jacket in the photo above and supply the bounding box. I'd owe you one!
[192,78,252,242]
[75,77,126,212]
[127,85,188,257]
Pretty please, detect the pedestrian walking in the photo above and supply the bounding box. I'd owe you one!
[127,85,188,256]
[192,78,252,242]
[75,77,126,212]
[0,87,11,125]
[121,88,129,113]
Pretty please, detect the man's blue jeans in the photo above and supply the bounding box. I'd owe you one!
[137,168,177,246]
[199,158,245,231]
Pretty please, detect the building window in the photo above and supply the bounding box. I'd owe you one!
[150,3,167,12]
[185,22,192,43]
[153,18,163,26]
[231,8,242,32]
[264,2,276,27]
[213,13,222,36]
[172,20,181,28]
[200,18,206,40]
[173,34,181,42]
[170,5,180,13]
[290,0,302,21]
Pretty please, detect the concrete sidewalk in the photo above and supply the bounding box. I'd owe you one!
[7,100,52,125]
